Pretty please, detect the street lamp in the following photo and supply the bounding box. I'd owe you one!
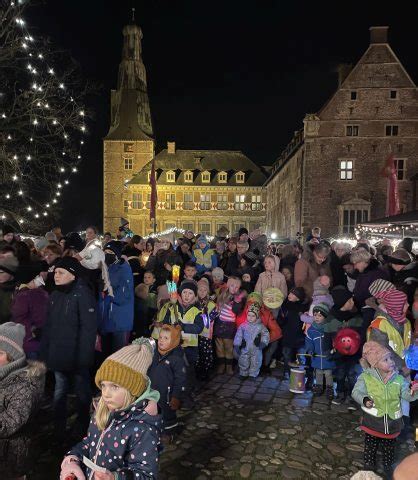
[271,232,277,240]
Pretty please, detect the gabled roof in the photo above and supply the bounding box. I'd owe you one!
[129,149,267,186]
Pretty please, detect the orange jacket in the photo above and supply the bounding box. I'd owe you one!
[236,303,282,342]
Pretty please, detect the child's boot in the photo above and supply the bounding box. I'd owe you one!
[312,384,323,396]
[216,360,226,374]
[225,359,234,375]
[326,385,334,401]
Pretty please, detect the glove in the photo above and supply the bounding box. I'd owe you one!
[254,333,261,347]
[240,338,247,350]
[169,396,181,410]
[60,456,86,480]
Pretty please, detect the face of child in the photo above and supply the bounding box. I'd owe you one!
[313,311,326,324]
[377,352,395,373]
[54,267,75,285]
[212,275,222,285]
[184,266,196,279]
[228,242,237,253]
[247,311,257,323]
[158,330,171,352]
[0,350,9,367]
[198,284,209,299]
[287,292,298,302]
[143,272,155,285]
[198,241,206,250]
[242,273,251,283]
[227,279,241,295]
[100,381,129,411]
[282,268,292,282]
[264,257,275,272]
[181,288,196,306]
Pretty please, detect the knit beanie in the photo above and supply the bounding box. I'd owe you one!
[238,227,249,237]
[369,279,396,297]
[0,322,25,362]
[0,256,19,276]
[211,267,224,280]
[55,257,83,279]
[374,288,408,324]
[197,235,208,246]
[290,287,306,302]
[331,287,353,310]
[158,324,182,355]
[103,240,123,258]
[312,302,330,317]
[387,249,412,265]
[2,224,15,236]
[248,303,260,317]
[362,341,391,368]
[179,280,198,296]
[95,338,154,397]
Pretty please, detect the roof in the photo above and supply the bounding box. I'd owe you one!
[358,210,418,228]
[128,149,267,186]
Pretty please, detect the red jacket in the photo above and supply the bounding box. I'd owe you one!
[236,303,282,342]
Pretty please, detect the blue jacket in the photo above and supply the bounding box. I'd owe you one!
[98,261,134,333]
[192,245,218,274]
[305,323,336,370]
[69,395,162,479]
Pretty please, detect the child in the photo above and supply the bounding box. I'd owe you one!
[233,303,269,380]
[61,338,161,480]
[192,235,218,274]
[183,261,198,282]
[195,278,217,380]
[211,267,226,296]
[352,341,418,476]
[305,302,335,399]
[148,325,186,442]
[239,252,258,293]
[213,277,246,375]
[300,275,334,326]
[143,270,158,294]
[255,255,287,317]
[132,283,158,339]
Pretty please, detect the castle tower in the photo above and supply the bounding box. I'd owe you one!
[103,17,155,234]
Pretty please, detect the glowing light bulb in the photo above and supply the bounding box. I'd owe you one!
[79,110,85,116]
[77,155,81,159]
[80,125,86,132]
[22,42,28,49]
[59,83,64,89]
[57,183,62,188]
[35,213,39,218]
[64,180,69,185]
[12,175,18,181]
[43,212,48,216]
[33,118,38,125]
[38,53,43,59]
[1,113,6,118]
[80,140,84,145]
[52,119,57,125]
[26,155,31,160]
[5,194,10,199]
[18,190,23,195]
[19,219,24,223]
[13,155,18,160]
[60,167,65,172]
[1,215,5,220]
[7,135,12,140]
[72,167,77,173]
[45,204,50,208]
[48,68,54,74]
[27,206,32,211]
[52,199,57,204]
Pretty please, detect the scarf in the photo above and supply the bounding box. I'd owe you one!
[0,356,27,381]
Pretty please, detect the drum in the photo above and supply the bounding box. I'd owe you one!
[289,367,306,394]
[262,287,284,309]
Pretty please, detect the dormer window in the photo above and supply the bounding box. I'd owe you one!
[201,171,211,183]
[166,170,175,182]
[218,171,227,183]
[236,171,245,183]
[184,171,193,183]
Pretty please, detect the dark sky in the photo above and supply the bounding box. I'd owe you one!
[28,0,418,232]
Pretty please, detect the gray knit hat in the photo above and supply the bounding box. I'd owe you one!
[0,256,19,276]
[369,279,396,297]
[0,322,25,361]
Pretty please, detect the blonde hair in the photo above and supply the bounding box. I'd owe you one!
[95,389,136,431]
[350,248,372,265]
[217,276,241,310]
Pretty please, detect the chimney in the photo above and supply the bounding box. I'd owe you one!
[337,64,353,87]
[370,26,389,44]
[167,141,176,154]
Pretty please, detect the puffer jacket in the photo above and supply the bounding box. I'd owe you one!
[68,389,162,479]
[233,319,270,352]
[236,303,282,342]
[0,361,46,438]
[305,322,336,370]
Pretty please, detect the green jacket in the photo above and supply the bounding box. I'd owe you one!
[352,367,415,435]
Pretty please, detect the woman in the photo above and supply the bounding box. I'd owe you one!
[294,242,332,300]
[153,238,182,287]
[41,243,63,293]
[388,249,418,307]
[215,240,228,271]
[123,234,145,287]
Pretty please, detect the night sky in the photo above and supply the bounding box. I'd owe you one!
[28,0,418,232]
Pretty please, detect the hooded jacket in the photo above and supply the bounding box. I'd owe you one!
[255,256,288,299]
[294,248,332,301]
[236,303,282,342]
[305,321,336,370]
[233,317,270,353]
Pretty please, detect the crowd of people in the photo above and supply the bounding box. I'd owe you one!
[1,222,418,479]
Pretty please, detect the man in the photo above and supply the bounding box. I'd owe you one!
[225,240,249,277]
[0,225,16,247]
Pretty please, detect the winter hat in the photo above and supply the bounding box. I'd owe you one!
[290,287,306,302]
[248,303,260,317]
[0,322,25,362]
[340,252,353,267]
[399,237,414,254]
[0,256,19,276]
[1,224,15,236]
[65,232,85,252]
[243,251,257,267]
[95,338,154,397]
[312,302,330,317]
[158,324,182,355]
[211,267,225,281]
[55,257,83,278]
[197,235,208,246]
[331,287,353,310]
[179,280,198,296]
[313,277,329,297]
[45,231,58,243]
[35,237,49,251]
[369,279,396,297]
[362,341,392,368]
[374,288,408,324]
[103,240,123,258]
[388,249,412,265]
[238,227,249,238]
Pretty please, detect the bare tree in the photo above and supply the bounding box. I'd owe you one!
[0,0,91,233]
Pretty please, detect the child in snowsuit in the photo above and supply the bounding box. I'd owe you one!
[192,235,218,275]
[61,338,162,480]
[234,303,269,379]
[305,302,336,399]
[148,325,186,442]
[352,341,418,476]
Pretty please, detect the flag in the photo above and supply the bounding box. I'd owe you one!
[149,157,157,222]
[380,154,400,217]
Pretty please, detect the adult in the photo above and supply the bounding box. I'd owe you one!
[399,237,415,259]
[51,226,63,242]
[294,242,332,300]
[153,238,182,287]
[176,238,193,266]
[226,240,249,277]
[0,256,19,324]
[280,244,298,270]
[0,225,16,247]
[41,243,63,293]
[388,249,418,307]
[330,242,350,288]
[215,240,228,271]
[98,241,134,356]
[40,257,97,440]
[238,227,251,248]
[123,234,145,287]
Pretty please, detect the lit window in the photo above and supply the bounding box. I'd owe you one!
[145,193,151,209]
[200,194,211,210]
[394,158,406,180]
[123,200,129,213]
[251,194,262,211]
[346,125,359,136]
[386,125,399,136]
[236,172,245,183]
[234,194,246,211]
[124,158,133,170]
[217,194,228,210]
[183,193,194,210]
[339,160,353,180]
[202,171,211,183]
[166,171,175,182]
[183,223,194,231]
[132,193,142,209]
[165,193,175,209]
[218,172,227,183]
[184,171,193,183]
[200,223,211,235]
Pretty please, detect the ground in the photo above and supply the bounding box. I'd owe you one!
[27,369,416,479]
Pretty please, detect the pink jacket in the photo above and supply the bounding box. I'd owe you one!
[255,271,288,299]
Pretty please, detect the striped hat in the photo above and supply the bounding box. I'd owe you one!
[369,279,396,297]
[374,288,408,324]
[95,338,154,397]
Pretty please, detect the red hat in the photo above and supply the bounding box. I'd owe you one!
[333,328,361,356]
